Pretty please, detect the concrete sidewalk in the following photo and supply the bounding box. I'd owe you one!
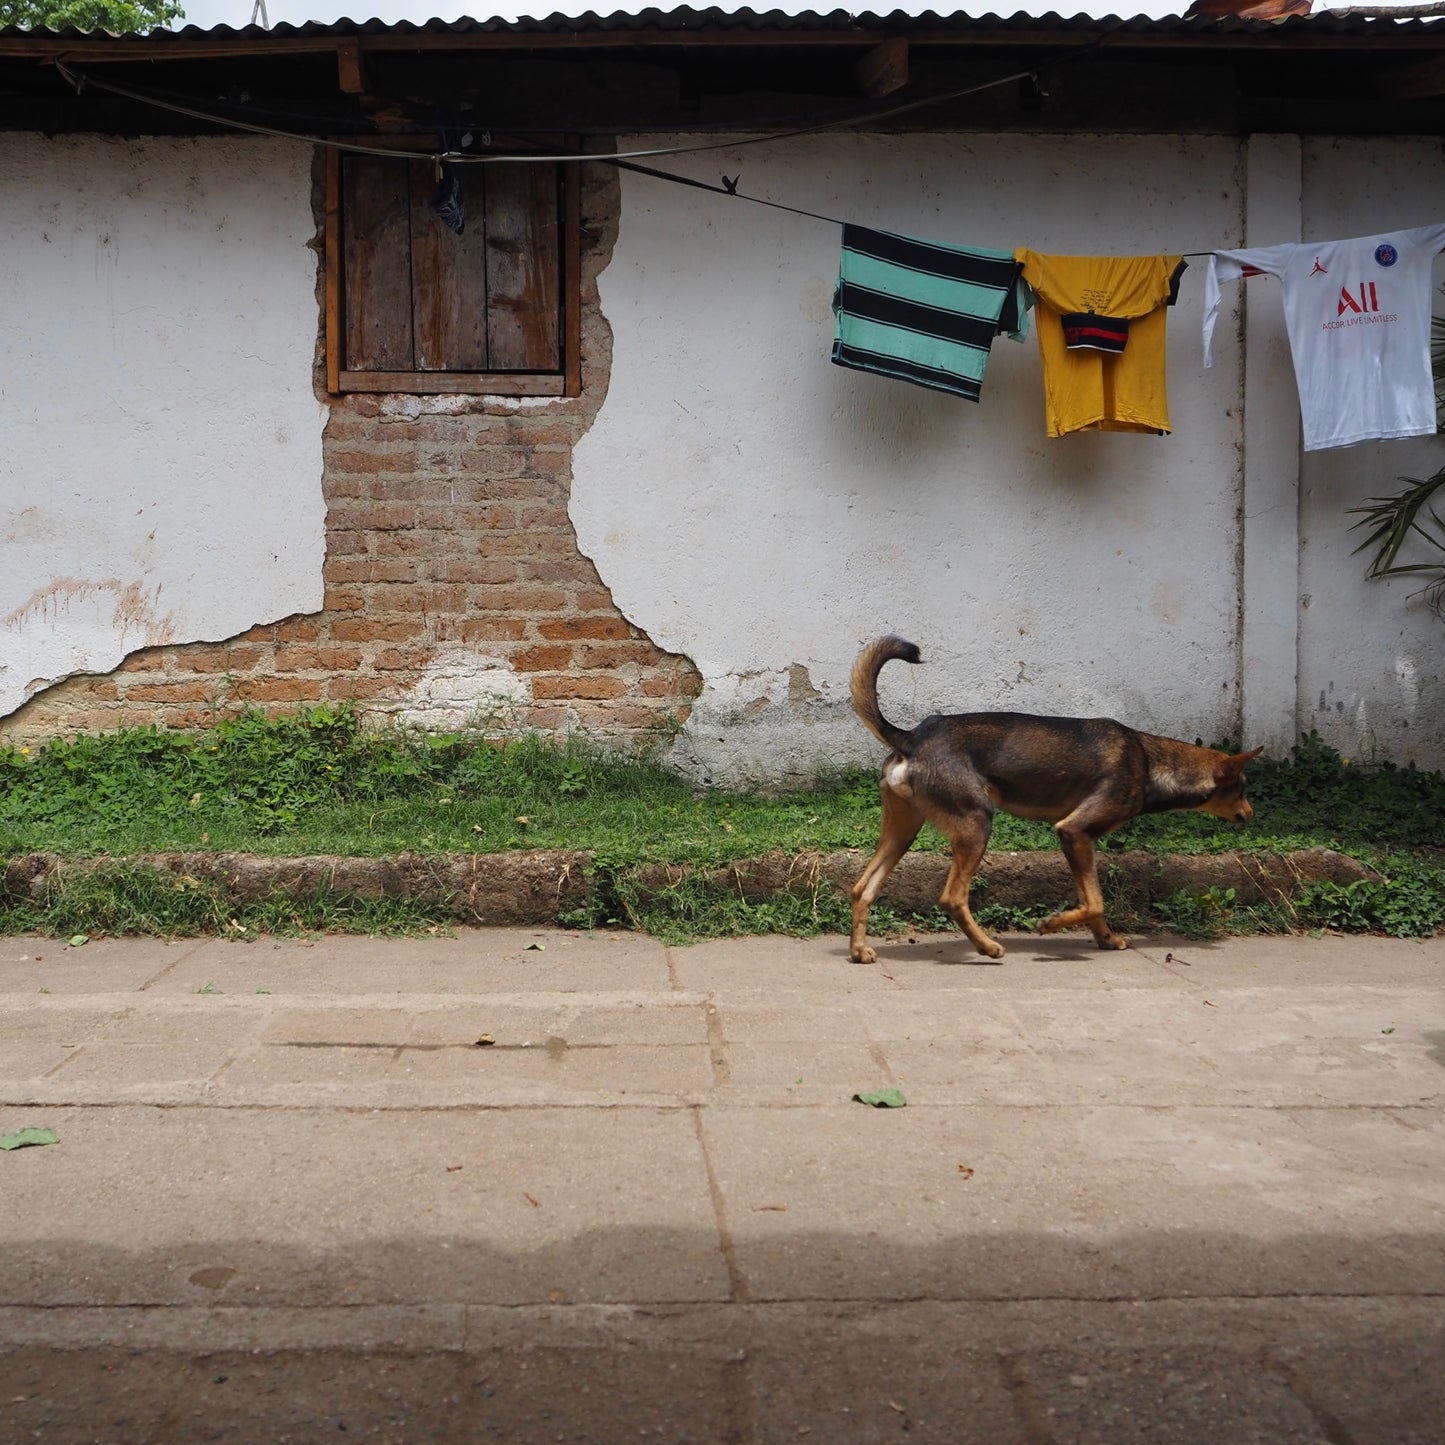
[1,925,1441,1443]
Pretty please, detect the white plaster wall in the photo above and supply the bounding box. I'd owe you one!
[1296,137,1445,767]
[0,134,326,718]
[574,133,1249,784]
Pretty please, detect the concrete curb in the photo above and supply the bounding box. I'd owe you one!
[1,845,1377,927]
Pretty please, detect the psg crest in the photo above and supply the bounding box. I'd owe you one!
[1375,243,1399,267]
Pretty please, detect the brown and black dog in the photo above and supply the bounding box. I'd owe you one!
[849,636,1261,963]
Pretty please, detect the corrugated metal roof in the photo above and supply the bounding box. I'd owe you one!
[4,4,1442,43]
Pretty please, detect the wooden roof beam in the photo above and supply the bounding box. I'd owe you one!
[336,36,367,93]
[1385,50,1445,96]
[856,36,908,97]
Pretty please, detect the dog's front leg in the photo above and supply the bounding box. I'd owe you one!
[1039,824,1128,950]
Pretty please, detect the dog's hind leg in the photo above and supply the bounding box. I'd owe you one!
[1039,817,1128,950]
[938,813,1004,960]
[850,777,924,965]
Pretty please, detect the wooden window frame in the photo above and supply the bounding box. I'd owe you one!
[325,139,581,397]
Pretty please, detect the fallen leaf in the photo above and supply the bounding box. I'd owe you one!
[753,1204,788,1212]
[446,1165,464,1173]
[0,1126,58,1151]
[67,934,88,948]
[524,942,546,952]
[957,1165,975,1179]
[524,1193,540,1207]
[189,1266,237,1291]
[475,1034,496,1047]
[852,1089,907,1108]
[1203,999,1217,1007]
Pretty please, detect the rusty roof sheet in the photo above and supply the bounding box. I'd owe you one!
[4,5,1443,43]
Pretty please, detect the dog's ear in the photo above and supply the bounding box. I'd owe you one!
[1216,746,1264,778]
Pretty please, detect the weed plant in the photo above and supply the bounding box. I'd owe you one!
[1,713,1441,939]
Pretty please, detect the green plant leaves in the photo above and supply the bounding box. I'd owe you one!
[0,1126,58,1151]
[852,1089,907,1108]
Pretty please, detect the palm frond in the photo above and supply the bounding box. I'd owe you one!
[1348,469,1445,578]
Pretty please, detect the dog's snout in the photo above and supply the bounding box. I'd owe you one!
[1236,801,1253,823]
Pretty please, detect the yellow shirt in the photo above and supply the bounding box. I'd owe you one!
[1015,251,1186,437]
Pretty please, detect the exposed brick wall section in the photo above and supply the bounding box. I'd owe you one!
[4,159,701,743]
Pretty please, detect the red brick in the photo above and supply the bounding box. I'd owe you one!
[58,708,128,731]
[323,560,418,584]
[458,618,529,643]
[531,676,626,701]
[372,531,430,556]
[570,702,674,731]
[514,704,569,729]
[331,619,424,643]
[578,642,669,669]
[276,620,321,643]
[327,451,418,476]
[322,560,372,584]
[327,676,406,701]
[641,671,702,699]
[474,478,559,503]
[459,448,528,477]
[227,678,324,703]
[516,504,573,530]
[567,589,621,613]
[480,533,579,559]
[322,474,373,500]
[374,648,435,672]
[122,682,214,704]
[518,559,600,585]
[539,618,632,642]
[435,561,518,586]
[324,531,369,559]
[340,504,422,531]
[525,450,571,478]
[516,423,578,447]
[74,682,122,702]
[158,707,224,730]
[479,585,568,612]
[274,646,365,672]
[174,646,266,674]
[511,644,574,672]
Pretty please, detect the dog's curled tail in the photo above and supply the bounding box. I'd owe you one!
[850,635,922,754]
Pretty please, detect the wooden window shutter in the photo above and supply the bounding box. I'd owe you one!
[328,146,577,395]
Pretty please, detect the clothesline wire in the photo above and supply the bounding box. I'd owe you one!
[53,57,1056,168]
[50,56,1279,256]
[612,159,846,227]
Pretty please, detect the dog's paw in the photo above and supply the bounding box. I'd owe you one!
[977,939,1006,961]
[851,944,878,965]
[1096,934,1129,951]
[1037,915,1063,936]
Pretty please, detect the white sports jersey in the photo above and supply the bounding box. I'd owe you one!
[1202,222,1445,451]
